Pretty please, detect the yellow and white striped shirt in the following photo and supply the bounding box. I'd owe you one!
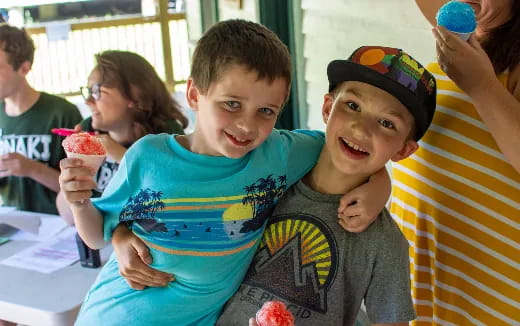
[390,63,520,326]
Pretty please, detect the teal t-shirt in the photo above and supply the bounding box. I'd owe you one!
[76,129,324,326]
[79,116,185,197]
[0,93,82,214]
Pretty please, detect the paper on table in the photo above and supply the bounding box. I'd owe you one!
[0,213,41,234]
[1,227,79,274]
[9,216,67,242]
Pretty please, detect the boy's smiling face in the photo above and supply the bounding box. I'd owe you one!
[322,81,418,177]
[186,64,288,158]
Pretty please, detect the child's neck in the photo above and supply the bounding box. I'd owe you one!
[303,148,370,195]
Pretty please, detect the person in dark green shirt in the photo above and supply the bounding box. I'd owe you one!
[0,24,82,215]
[56,50,188,224]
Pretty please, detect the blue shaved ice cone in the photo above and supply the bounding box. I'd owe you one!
[436,1,477,40]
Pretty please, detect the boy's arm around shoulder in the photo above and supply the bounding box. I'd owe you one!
[364,209,416,324]
[275,129,325,185]
[338,167,391,233]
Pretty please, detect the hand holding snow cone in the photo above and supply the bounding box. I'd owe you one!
[59,132,106,205]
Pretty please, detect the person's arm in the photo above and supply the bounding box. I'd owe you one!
[59,157,106,249]
[96,134,127,164]
[56,190,75,225]
[112,224,174,290]
[434,27,520,172]
[337,167,391,233]
[0,153,61,192]
[415,0,448,26]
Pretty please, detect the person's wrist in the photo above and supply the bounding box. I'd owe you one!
[112,224,131,242]
[467,74,500,100]
[70,198,92,210]
[25,159,40,178]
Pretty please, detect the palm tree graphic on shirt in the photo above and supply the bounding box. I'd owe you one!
[240,174,287,233]
[119,188,166,232]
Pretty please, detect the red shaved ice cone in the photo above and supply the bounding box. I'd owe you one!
[256,301,294,326]
[62,132,106,173]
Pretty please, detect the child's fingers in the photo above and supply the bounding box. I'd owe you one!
[339,215,370,233]
[128,261,174,285]
[134,239,153,265]
[60,177,96,192]
[340,204,362,218]
[120,270,171,288]
[338,194,357,214]
[63,190,93,203]
[59,157,84,169]
[60,167,96,183]
[249,318,258,326]
[119,260,172,287]
[124,279,146,291]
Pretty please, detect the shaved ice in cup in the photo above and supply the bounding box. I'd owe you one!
[436,0,477,41]
[256,301,294,326]
[62,132,106,174]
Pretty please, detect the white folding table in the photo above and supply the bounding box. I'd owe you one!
[0,218,111,326]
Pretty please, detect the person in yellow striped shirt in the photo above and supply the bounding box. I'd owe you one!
[390,0,520,325]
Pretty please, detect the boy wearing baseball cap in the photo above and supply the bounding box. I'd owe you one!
[217,46,437,326]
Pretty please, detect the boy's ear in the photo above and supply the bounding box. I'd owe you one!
[391,140,419,162]
[186,78,200,111]
[17,61,32,76]
[322,93,334,124]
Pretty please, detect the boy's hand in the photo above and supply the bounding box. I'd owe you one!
[248,318,258,326]
[338,167,391,233]
[112,225,174,290]
[58,158,97,205]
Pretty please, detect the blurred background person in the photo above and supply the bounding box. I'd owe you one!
[0,24,82,215]
[390,0,520,324]
[56,50,188,225]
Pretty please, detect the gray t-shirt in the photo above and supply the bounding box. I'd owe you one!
[217,181,415,326]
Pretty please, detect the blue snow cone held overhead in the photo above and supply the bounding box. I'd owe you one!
[436,0,477,33]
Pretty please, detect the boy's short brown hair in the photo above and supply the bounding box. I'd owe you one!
[191,19,292,95]
[0,24,35,71]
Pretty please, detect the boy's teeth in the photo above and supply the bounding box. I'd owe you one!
[231,134,248,143]
[342,138,367,153]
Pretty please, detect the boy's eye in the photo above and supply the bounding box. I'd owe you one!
[379,119,395,129]
[346,101,360,111]
[259,107,276,116]
[224,101,240,110]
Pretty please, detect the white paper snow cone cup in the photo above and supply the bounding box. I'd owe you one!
[65,151,106,179]
[452,31,472,41]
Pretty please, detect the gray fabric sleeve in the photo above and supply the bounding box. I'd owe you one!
[364,216,416,323]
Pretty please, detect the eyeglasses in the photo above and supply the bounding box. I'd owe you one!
[80,83,102,102]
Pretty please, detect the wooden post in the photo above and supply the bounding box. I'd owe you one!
[158,0,175,91]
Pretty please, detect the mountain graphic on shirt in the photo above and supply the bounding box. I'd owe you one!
[243,214,338,313]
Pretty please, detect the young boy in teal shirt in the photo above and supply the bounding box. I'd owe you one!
[59,20,389,325]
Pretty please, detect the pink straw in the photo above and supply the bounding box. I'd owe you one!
[51,128,96,136]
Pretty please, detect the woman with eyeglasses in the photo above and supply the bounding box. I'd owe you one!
[56,50,188,225]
